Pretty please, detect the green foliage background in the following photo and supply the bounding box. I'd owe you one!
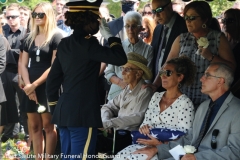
[106,0,235,19]
[0,0,51,11]
[0,0,236,18]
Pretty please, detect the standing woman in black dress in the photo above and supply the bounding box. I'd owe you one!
[46,0,127,159]
[21,2,63,159]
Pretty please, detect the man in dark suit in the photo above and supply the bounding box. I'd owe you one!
[150,0,187,91]
[2,5,27,142]
[133,62,240,160]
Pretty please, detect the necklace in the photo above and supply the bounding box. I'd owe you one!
[36,46,41,62]
[35,34,45,62]
[162,93,180,109]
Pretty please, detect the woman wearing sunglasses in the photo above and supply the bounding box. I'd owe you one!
[223,9,240,99]
[142,3,153,18]
[21,2,63,159]
[153,1,236,108]
[115,56,196,160]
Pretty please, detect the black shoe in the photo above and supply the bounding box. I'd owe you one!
[1,135,9,143]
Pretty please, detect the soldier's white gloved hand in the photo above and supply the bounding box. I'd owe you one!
[99,17,113,40]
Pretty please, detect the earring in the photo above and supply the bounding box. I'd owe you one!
[202,24,207,28]
[178,83,182,88]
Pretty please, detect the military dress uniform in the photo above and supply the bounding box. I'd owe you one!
[47,28,127,159]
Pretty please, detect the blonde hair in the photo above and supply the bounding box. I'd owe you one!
[142,16,156,44]
[27,2,57,47]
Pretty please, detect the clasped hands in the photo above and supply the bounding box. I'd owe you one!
[198,46,212,61]
[23,83,38,104]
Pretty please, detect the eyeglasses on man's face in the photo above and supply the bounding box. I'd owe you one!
[152,1,171,14]
[120,66,141,72]
[202,73,222,79]
[6,15,19,20]
[32,12,45,19]
[184,15,201,21]
[221,18,235,25]
[124,24,141,30]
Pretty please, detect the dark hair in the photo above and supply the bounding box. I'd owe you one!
[65,11,99,35]
[166,55,197,86]
[183,1,212,27]
[224,8,240,42]
[1,6,7,12]
[209,17,221,32]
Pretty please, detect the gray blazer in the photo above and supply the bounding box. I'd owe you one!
[157,92,240,160]
[0,35,7,103]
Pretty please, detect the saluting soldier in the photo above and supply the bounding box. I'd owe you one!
[46,0,127,159]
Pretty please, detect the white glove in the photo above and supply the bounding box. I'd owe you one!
[99,18,113,40]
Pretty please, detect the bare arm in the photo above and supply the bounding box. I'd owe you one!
[215,34,236,69]
[99,62,107,76]
[109,75,127,89]
[200,34,236,70]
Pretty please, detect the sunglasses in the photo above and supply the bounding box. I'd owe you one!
[159,70,174,77]
[6,15,19,20]
[152,2,170,14]
[32,12,45,19]
[202,73,222,79]
[221,18,235,25]
[184,16,201,21]
[120,66,141,72]
[142,11,152,15]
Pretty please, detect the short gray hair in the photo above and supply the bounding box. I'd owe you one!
[123,11,142,25]
[210,62,234,87]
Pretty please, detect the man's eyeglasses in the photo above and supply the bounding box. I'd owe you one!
[203,73,222,79]
[6,15,19,20]
[142,11,153,16]
[184,16,201,21]
[221,18,235,25]
[124,24,141,30]
[159,70,174,77]
[152,1,171,14]
[120,66,141,72]
[32,12,45,19]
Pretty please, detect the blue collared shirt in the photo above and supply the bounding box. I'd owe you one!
[205,91,230,132]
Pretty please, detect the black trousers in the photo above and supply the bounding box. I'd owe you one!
[95,129,132,155]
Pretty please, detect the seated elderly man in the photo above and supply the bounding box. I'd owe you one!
[105,11,153,101]
[97,52,153,154]
[133,62,240,160]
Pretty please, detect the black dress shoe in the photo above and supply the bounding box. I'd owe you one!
[1,135,9,143]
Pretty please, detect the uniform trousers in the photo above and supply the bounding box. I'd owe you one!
[59,126,97,160]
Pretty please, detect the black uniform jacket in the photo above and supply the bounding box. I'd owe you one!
[46,30,127,128]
